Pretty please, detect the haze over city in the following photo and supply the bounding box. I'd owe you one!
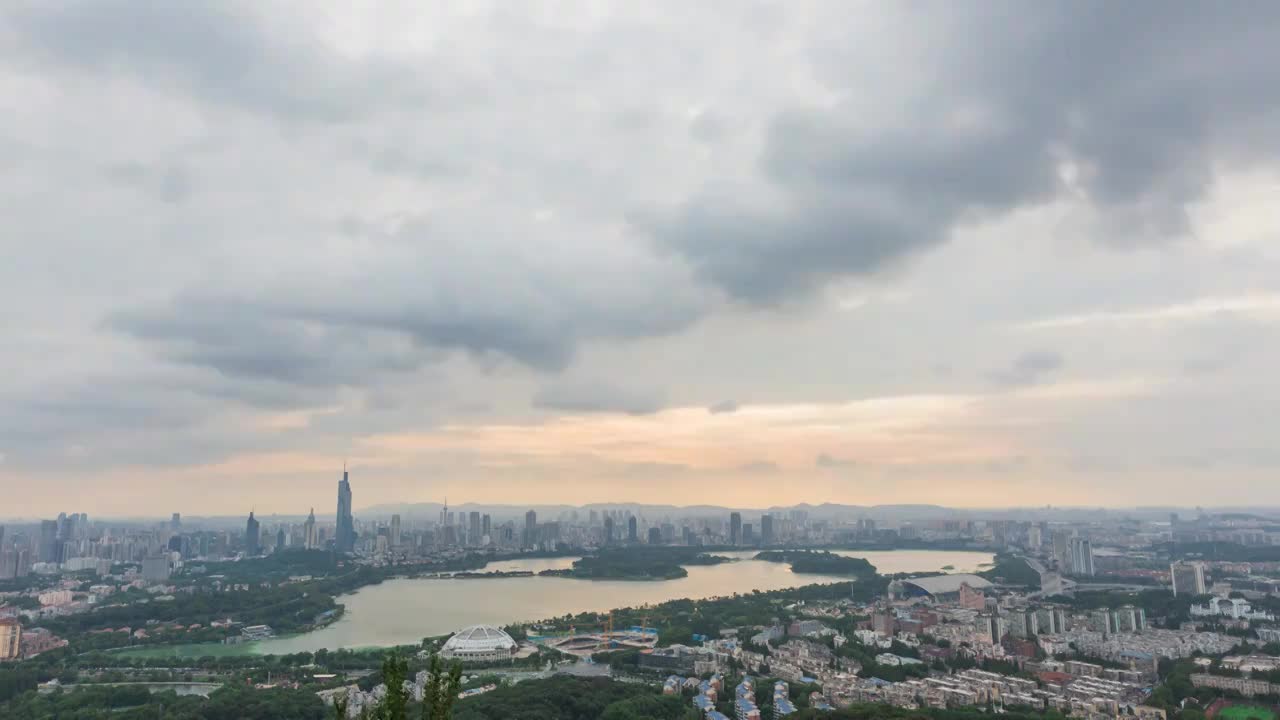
[4,2,1280,517]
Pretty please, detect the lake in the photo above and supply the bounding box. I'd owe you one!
[245,549,992,654]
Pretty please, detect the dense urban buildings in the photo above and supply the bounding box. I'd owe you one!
[5,500,1280,719]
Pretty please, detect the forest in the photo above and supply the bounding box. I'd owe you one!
[755,550,878,577]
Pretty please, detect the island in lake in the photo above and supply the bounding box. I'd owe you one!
[754,549,877,577]
[538,547,733,580]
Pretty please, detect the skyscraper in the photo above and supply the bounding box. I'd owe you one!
[170,513,181,531]
[390,514,402,548]
[39,519,58,563]
[525,510,537,547]
[245,511,260,556]
[304,509,318,550]
[761,514,775,546]
[603,516,615,545]
[628,515,638,543]
[276,527,286,553]
[336,467,355,554]
[482,514,491,540]
[469,512,481,547]
[730,512,742,546]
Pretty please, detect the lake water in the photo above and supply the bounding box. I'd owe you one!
[250,549,991,654]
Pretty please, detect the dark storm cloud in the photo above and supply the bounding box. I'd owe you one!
[110,295,434,390]
[109,219,707,394]
[0,373,247,468]
[532,380,665,416]
[649,3,1280,303]
[987,350,1065,386]
[5,0,440,122]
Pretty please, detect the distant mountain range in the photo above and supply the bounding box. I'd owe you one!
[354,501,1280,524]
[355,501,955,523]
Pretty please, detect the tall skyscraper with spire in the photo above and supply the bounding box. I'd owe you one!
[335,466,355,553]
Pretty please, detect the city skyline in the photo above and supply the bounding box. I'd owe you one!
[4,4,1280,515]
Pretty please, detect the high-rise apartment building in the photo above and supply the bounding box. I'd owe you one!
[391,514,402,548]
[0,617,21,661]
[0,549,29,580]
[335,468,355,554]
[1115,605,1146,632]
[730,512,742,546]
[976,613,1005,644]
[1069,537,1095,576]
[469,512,481,546]
[39,520,59,564]
[1052,531,1071,571]
[760,514,775,546]
[1171,561,1206,596]
[142,555,170,583]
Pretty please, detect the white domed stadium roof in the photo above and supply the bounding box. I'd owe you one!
[442,625,516,653]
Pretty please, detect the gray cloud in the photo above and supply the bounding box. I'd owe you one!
[108,219,708,400]
[816,453,856,469]
[3,3,1280,511]
[6,0,443,122]
[105,163,194,204]
[532,379,665,416]
[110,296,434,392]
[0,372,264,469]
[708,400,739,414]
[646,4,1280,304]
[987,350,1065,386]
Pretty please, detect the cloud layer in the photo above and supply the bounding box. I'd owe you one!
[2,2,1279,515]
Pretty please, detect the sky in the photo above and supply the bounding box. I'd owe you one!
[2,2,1279,518]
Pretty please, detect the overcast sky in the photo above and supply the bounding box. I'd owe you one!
[3,2,1279,517]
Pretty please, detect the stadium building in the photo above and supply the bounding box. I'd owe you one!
[440,625,518,662]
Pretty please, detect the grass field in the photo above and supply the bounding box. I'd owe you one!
[1219,705,1278,720]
